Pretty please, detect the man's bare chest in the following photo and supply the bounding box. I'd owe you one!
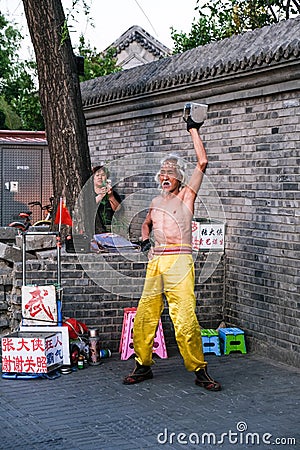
[151,196,192,223]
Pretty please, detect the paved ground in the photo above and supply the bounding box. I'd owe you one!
[0,349,299,450]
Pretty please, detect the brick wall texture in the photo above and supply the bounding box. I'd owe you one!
[80,19,300,367]
[81,94,299,366]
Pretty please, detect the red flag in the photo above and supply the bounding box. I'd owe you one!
[54,200,73,226]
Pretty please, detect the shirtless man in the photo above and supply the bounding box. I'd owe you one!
[123,116,221,391]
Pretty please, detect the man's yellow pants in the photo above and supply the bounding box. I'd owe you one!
[133,252,207,372]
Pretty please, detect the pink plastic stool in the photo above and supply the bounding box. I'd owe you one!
[119,307,168,360]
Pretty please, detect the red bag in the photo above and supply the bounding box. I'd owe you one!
[63,318,89,339]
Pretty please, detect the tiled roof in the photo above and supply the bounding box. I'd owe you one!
[81,17,300,107]
[0,130,46,144]
[108,25,171,58]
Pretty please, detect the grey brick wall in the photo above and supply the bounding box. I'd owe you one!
[209,94,300,367]
[83,50,300,367]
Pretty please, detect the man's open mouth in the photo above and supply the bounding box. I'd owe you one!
[162,181,171,187]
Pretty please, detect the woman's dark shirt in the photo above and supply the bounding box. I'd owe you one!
[95,190,122,234]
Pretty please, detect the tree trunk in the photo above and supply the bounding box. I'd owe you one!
[22,0,93,235]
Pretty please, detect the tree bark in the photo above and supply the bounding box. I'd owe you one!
[22,0,93,235]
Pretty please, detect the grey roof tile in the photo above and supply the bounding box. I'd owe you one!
[108,25,171,58]
[81,17,300,106]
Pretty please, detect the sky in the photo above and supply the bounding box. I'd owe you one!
[2,0,199,59]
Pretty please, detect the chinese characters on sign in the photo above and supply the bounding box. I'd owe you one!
[192,220,225,251]
[1,332,63,373]
[22,285,57,325]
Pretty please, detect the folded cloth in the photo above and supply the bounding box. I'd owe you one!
[93,233,140,253]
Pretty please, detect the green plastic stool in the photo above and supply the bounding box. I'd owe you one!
[218,327,247,355]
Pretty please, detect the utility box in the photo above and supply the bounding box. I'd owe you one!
[192,218,225,252]
[0,130,52,226]
[1,331,64,374]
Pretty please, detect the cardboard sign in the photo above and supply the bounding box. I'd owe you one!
[22,285,57,325]
[19,325,70,366]
[1,332,63,373]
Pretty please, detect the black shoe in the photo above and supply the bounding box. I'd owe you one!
[195,368,221,391]
[123,362,153,385]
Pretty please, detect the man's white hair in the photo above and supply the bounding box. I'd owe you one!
[154,153,188,189]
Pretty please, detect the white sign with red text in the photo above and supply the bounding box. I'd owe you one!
[192,220,225,251]
[1,332,63,373]
[22,285,57,325]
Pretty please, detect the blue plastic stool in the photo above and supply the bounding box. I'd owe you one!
[201,329,221,356]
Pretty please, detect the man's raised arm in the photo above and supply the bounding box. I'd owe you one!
[186,124,208,196]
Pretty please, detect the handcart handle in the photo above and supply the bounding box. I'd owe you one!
[25,231,59,236]
[21,232,62,325]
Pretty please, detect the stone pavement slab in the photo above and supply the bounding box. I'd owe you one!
[0,351,299,450]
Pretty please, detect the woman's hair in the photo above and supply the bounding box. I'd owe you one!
[92,165,110,177]
[154,154,187,189]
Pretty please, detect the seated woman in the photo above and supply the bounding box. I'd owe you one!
[93,165,122,234]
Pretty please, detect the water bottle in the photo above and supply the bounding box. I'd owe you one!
[88,329,101,365]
